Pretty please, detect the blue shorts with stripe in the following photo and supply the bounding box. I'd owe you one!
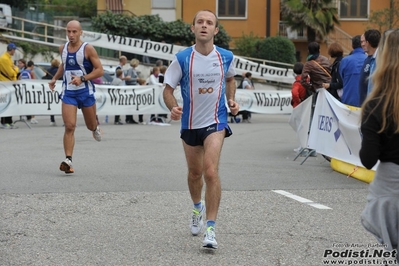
[60,90,96,109]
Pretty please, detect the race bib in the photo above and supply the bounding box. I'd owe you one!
[65,70,86,90]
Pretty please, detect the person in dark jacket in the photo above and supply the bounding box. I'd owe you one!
[300,42,331,95]
[322,42,344,101]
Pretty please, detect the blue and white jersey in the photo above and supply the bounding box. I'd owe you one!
[19,69,32,79]
[61,42,95,96]
[164,45,235,129]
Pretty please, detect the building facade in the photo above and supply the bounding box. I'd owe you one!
[97,0,391,62]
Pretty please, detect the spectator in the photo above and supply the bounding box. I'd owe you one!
[125,58,140,85]
[241,72,254,123]
[148,66,160,85]
[300,42,331,96]
[19,60,38,124]
[155,59,164,67]
[44,59,61,79]
[125,58,141,124]
[339,35,367,107]
[158,65,168,120]
[359,29,381,105]
[43,59,62,126]
[19,60,36,80]
[291,62,307,108]
[322,42,344,101]
[359,29,399,262]
[17,59,26,79]
[147,66,162,122]
[111,69,124,125]
[0,43,19,128]
[158,65,167,84]
[115,55,131,85]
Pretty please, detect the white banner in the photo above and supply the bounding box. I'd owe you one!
[306,89,364,167]
[288,95,313,148]
[81,31,295,84]
[0,80,293,116]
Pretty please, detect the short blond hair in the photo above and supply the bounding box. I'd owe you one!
[51,59,60,68]
[130,58,140,67]
[119,55,127,63]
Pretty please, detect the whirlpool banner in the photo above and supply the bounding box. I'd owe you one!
[0,80,293,116]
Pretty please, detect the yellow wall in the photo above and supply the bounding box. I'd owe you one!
[181,0,273,42]
[97,0,182,19]
[96,0,391,62]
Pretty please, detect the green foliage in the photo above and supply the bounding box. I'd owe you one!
[281,0,340,42]
[214,24,231,49]
[234,32,259,57]
[39,0,96,18]
[91,12,231,48]
[0,0,28,10]
[252,36,296,65]
[367,0,399,32]
[15,41,57,61]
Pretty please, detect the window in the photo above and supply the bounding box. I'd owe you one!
[152,0,175,9]
[106,0,123,13]
[217,0,246,18]
[339,0,368,19]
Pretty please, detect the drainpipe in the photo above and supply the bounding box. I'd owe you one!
[266,0,271,37]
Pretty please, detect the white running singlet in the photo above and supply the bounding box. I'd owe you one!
[164,45,236,129]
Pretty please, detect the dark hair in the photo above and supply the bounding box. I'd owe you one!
[364,29,381,48]
[27,61,34,67]
[352,35,361,49]
[328,43,344,58]
[245,72,252,78]
[18,59,26,66]
[293,62,304,75]
[308,42,320,54]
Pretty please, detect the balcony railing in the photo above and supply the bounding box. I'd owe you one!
[278,22,307,40]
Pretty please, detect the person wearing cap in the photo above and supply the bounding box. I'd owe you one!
[0,43,19,127]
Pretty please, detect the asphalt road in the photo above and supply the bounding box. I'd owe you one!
[1,114,386,266]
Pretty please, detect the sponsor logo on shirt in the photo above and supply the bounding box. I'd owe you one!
[198,87,214,94]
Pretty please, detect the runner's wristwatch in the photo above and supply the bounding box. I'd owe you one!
[80,76,86,82]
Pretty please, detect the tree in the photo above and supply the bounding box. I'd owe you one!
[0,0,29,10]
[280,0,340,43]
[234,32,259,57]
[39,0,96,18]
[252,36,296,65]
[367,0,399,32]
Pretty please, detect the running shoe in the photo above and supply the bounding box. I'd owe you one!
[190,201,205,236]
[59,158,74,174]
[92,126,102,141]
[203,226,218,249]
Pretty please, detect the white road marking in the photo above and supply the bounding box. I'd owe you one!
[272,190,332,210]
